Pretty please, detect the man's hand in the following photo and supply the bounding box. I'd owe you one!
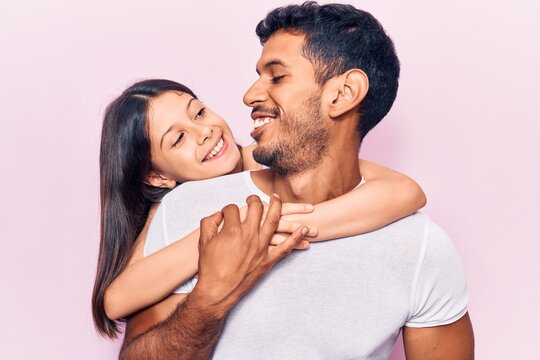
[238,200,316,248]
[194,194,309,317]
[120,195,308,360]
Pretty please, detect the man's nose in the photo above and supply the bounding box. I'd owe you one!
[243,78,268,107]
[195,125,213,145]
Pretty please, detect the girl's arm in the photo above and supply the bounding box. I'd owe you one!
[104,205,200,320]
[281,159,427,241]
[104,199,312,321]
[241,144,427,241]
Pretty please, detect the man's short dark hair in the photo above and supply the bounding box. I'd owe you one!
[256,1,400,140]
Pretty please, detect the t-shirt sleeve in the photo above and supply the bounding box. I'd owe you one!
[405,221,469,328]
[144,203,168,256]
[144,199,198,294]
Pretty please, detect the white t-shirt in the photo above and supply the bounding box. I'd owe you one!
[145,171,469,360]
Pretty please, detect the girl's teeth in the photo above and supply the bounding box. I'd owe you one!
[206,138,225,160]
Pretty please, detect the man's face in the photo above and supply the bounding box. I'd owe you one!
[243,31,330,176]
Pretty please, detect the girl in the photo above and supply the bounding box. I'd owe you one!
[92,79,426,338]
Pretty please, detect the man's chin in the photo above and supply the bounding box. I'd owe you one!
[252,143,279,169]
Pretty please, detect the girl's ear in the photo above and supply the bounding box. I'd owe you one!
[144,171,176,189]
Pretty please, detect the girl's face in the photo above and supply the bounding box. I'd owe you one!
[146,91,242,186]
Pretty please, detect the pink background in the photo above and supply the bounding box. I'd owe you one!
[1,0,538,359]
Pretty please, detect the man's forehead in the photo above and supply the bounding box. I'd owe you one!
[256,31,306,71]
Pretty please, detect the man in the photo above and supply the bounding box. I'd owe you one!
[121,2,474,359]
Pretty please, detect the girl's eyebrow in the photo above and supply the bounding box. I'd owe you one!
[186,97,196,112]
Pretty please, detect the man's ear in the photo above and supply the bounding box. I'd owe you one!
[144,171,176,189]
[326,69,369,119]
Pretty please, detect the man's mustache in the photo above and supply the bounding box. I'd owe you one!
[251,106,279,117]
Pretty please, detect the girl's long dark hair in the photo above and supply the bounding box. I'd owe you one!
[92,79,197,338]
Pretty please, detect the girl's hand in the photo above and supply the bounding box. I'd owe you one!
[268,202,318,249]
[239,201,317,249]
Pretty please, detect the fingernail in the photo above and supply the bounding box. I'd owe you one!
[273,193,280,200]
[305,204,314,211]
[308,228,318,236]
[301,227,308,236]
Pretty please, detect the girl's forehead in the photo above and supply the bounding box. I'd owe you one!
[148,92,198,123]
[149,91,190,111]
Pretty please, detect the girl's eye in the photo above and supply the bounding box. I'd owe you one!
[194,107,206,121]
[172,132,185,147]
[271,75,285,84]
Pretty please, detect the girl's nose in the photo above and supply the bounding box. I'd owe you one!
[196,125,213,145]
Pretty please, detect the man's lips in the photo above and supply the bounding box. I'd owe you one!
[250,111,277,121]
[250,120,275,139]
[250,111,277,139]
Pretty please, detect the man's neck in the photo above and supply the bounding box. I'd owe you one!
[251,147,362,205]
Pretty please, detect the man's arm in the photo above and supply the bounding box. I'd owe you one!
[402,219,474,359]
[120,195,308,359]
[120,290,226,360]
[403,312,474,359]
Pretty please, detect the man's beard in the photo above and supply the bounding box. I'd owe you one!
[253,94,330,177]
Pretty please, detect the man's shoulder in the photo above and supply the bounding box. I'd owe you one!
[387,211,431,227]
[360,212,455,257]
[162,171,250,204]
[381,212,448,238]
[395,213,455,250]
[145,171,255,252]
[157,171,257,236]
[376,212,432,238]
[382,213,462,278]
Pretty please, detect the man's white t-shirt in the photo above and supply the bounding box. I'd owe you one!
[145,171,469,360]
